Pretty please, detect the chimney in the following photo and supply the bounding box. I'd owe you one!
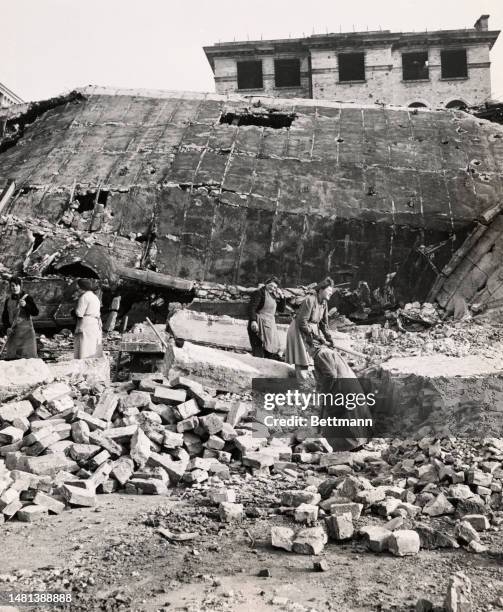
[474,14,489,31]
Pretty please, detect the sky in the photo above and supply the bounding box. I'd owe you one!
[2,0,503,103]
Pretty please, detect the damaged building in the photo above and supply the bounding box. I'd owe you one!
[1,83,503,325]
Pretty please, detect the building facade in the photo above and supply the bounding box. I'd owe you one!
[0,82,23,108]
[204,15,500,108]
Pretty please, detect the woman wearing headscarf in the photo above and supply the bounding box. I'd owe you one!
[73,278,103,359]
[1,277,39,360]
[285,277,335,379]
[247,276,286,360]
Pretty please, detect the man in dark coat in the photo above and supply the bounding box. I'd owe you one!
[2,277,39,359]
[247,277,286,360]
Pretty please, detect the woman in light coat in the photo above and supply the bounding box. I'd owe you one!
[73,278,103,359]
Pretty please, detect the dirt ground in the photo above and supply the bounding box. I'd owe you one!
[1,491,502,612]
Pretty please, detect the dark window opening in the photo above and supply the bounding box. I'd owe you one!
[402,52,429,80]
[446,99,467,110]
[74,192,96,213]
[97,190,109,206]
[441,49,467,78]
[219,111,296,129]
[237,60,263,90]
[338,53,365,82]
[274,58,301,87]
[52,262,99,279]
[409,102,427,108]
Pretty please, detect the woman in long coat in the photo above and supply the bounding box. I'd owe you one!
[285,277,334,379]
[73,279,103,359]
[1,276,39,360]
[247,277,286,360]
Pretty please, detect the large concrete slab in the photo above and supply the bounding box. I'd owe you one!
[0,358,54,401]
[164,341,295,393]
[49,356,111,384]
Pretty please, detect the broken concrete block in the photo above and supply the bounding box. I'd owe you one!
[338,475,373,500]
[62,484,97,507]
[271,526,295,551]
[2,499,23,518]
[281,490,321,507]
[33,491,65,514]
[75,411,107,431]
[0,400,34,422]
[423,493,455,516]
[444,572,471,612]
[69,443,101,462]
[455,521,480,544]
[47,395,74,414]
[130,427,151,468]
[388,530,420,556]
[128,478,168,495]
[226,402,248,428]
[173,398,200,420]
[71,420,90,444]
[375,497,402,517]
[30,382,72,406]
[0,358,53,402]
[198,413,224,436]
[176,416,199,433]
[330,502,363,520]
[208,488,236,504]
[359,526,392,552]
[0,426,24,444]
[242,451,274,470]
[325,512,354,541]
[16,504,48,522]
[163,430,184,450]
[148,451,187,484]
[294,503,319,524]
[415,524,459,550]
[462,514,490,531]
[234,435,265,454]
[467,469,492,488]
[292,526,327,555]
[121,391,151,410]
[204,435,225,450]
[92,390,119,421]
[111,456,135,485]
[219,501,244,522]
[184,469,208,484]
[88,430,123,457]
[153,386,187,405]
[19,454,79,476]
[448,484,474,500]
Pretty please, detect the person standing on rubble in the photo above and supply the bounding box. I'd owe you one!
[285,277,335,380]
[1,277,39,360]
[248,277,287,360]
[73,278,103,359]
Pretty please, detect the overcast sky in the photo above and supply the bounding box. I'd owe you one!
[2,0,503,103]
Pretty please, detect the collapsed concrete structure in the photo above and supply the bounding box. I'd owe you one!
[1,86,503,325]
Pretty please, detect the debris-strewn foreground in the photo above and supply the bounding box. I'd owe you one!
[1,315,503,611]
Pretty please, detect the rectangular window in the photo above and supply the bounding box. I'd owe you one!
[338,53,365,82]
[441,49,468,79]
[237,60,263,90]
[274,58,301,87]
[402,52,429,80]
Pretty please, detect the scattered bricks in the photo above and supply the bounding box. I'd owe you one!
[0,400,34,422]
[89,460,114,489]
[208,488,236,504]
[173,399,200,421]
[242,451,274,470]
[205,436,225,451]
[416,464,439,484]
[359,526,392,552]
[121,391,151,410]
[164,430,184,449]
[99,478,119,494]
[462,514,490,531]
[209,461,230,481]
[328,465,353,477]
[89,450,111,470]
[422,493,455,517]
[384,516,404,531]
[455,521,480,544]
[20,454,79,476]
[468,540,487,553]
[88,430,123,457]
[467,469,492,488]
[11,416,30,433]
[219,502,244,522]
[148,451,187,484]
[2,500,23,518]
[217,451,231,464]
[69,444,101,463]
[271,526,296,551]
[75,411,107,431]
[128,478,168,495]
[92,390,119,421]
[313,560,329,572]
[183,432,203,455]
[130,428,151,468]
[226,402,248,428]
[234,435,265,454]
[375,498,402,517]
[0,426,24,444]
[330,502,363,520]
[62,484,97,507]
[0,440,24,456]
[33,491,65,514]
[394,502,421,518]
[292,526,327,555]
[111,457,135,485]
[0,487,20,509]
[184,469,208,484]
[103,425,138,441]
[16,505,48,522]
[198,414,224,436]
[444,572,471,612]
[448,484,474,500]
[281,490,321,507]
[176,416,199,433]
[338,476,373,500]
[319,452,354,468]
[388,530,421,556]
[153,386,187,405]
[219,423,237,442]
[188,457,216,471]
[326,512,354,541]
[320,494,352,511]
[71,421,90,444]
[355,488,386,505]
[47,395,74,414]
[294,503,319,524]
[30,382,72,406]
[170,376,216,409]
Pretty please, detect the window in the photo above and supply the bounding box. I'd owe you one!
[441,49,467,79]
[338,53,365,82]
[446,100,467,110]
[274,58,301,87]
[409,102,427,108]
[402,52,429,80]
[237,60,263,90]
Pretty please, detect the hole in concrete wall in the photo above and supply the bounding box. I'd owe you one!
[54,262,99,279]
[237,60,263,90]
[74,192,96,213]
[32,233,44,252]
[338,53,365,82]
[98,190,109,206]
[441,49,467,79]
[274,58,301,87]
[219,111,296,129]
[409,102,427,108]
[446,100,467,110]
[402,52,429,80]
